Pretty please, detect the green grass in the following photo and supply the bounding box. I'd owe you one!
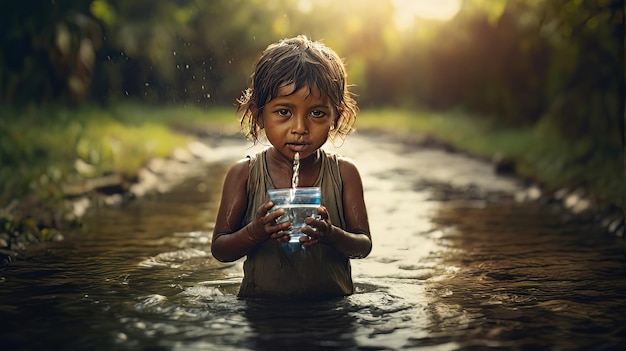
[0,102,240,206]
[357,108,624,207]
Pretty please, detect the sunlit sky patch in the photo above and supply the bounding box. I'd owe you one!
[392,0,461,29]
[296,0,461,30]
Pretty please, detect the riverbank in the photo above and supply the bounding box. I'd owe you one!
[1,104,623,266]
[356,109,624,207]
[0,132,248,267]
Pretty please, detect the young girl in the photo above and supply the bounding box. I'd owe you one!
[211,35,372,299]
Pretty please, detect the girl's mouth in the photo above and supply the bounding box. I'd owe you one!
[287,143,307,152]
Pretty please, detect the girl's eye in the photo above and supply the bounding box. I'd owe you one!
[276,109,291,117]
[310,110,326,118]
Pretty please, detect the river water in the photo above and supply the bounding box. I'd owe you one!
[1,134,624,351]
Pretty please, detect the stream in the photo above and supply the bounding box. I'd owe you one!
[1,134,624,351]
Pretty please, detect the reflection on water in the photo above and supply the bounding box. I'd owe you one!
[425,199,625,350]
[0,160,624,351]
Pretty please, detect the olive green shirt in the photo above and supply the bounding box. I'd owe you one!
[238,149,353,299]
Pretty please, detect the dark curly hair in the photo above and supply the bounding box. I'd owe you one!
[237,35,358,144]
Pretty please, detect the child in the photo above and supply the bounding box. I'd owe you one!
[211,35,372,299]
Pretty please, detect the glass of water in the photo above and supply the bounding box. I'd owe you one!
[267,187,321,243]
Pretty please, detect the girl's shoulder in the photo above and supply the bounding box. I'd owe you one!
[232,156,252,167]
[230,149,265,172]
[337,156,360,176]
[224,156,253,185]
[323,150,361,178]
[226,149,268,184]
[323,150,356,166]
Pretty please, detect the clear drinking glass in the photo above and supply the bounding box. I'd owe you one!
[267,187,321,243]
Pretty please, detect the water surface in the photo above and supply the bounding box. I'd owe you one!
[1,135,624,350]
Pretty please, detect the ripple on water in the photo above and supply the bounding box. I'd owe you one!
[137,248,209,268]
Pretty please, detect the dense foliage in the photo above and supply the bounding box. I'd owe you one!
[2,1,623,128]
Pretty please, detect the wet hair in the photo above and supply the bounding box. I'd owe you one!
[237,35,358,143]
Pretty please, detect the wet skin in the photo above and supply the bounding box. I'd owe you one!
[211,84,372,262]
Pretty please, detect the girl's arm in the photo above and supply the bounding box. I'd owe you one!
[302,157,372,258]
[211,159,290,262]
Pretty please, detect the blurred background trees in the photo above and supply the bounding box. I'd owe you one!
[1,0,623,155]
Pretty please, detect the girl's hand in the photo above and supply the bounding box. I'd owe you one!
[300,206,334,247]
[248,201,291,243]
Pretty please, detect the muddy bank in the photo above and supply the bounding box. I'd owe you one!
[0,134,246,266]
[1,132,623,267]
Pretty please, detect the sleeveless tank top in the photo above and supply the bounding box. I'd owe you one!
[238,148,353,299]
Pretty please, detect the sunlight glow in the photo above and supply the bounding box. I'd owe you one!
[392,0,461,30]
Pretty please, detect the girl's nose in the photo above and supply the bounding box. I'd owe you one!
[290,114,309,135]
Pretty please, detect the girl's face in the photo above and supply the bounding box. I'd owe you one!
[260,83,336,160]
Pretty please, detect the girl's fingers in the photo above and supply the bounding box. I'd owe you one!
[271,230,290,242]
[256,201,272,217]
[301,236,318,247]
[317,206,329,220]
